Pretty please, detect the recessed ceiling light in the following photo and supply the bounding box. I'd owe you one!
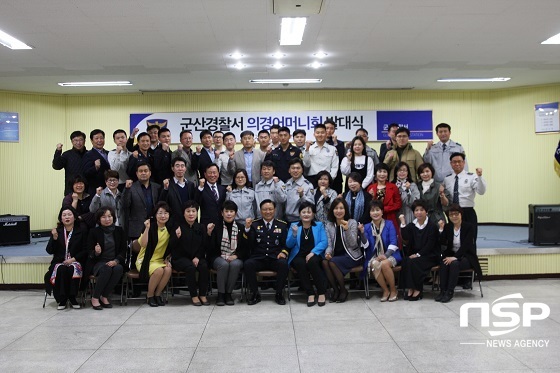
[233,63,246,70]
[280,17,307,46]
[271,52,286,58]
[313,52,328,58]
[542,33,560,44]
[0,29,32,50]
[229,52,244,59]
[250,79,322,84]
[309,61,322,69]
[58,81,133,87]
[271,62,285,69]
[437,77,510,82]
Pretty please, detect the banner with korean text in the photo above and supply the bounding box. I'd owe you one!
[130,110,432,142]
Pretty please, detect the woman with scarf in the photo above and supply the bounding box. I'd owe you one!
[340,136,374,192]
[313,170,338,225]
[206,200,247,306]
[136,201,179,307]
[417,163,450,223]
[367,163,402,232]
[286,201,328,307]
[359,200,400,302]
[342,172,372,224]
[393,162,420,224]
[45,206,87,310]
[323,198,362,303]
[172,200,209,306]
[87,206,127,310]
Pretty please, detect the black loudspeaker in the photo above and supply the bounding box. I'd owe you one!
[0,215,30,246]
[528,205,560,245]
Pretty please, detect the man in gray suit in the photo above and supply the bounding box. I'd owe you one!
[122,162,162,240]
[228,130,266,188]
[172,129,198,185]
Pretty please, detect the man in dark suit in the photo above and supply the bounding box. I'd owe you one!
[160,157,196,226]
[152,127,173,185]
[122,162,161,240]
[195,163,226,228]
[82,129,111,195]
[192,130,217,180]
[244,199,290,306]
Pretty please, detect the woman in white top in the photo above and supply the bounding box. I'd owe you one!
[340,136,374,192]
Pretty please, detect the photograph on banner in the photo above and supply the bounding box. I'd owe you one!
[0,112,20,142]
[130,110,432,143]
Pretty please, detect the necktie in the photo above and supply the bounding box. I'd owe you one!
[211,185,218,201]
[442,144,447,152]
[267,222,271,231]
[453,175,459,204]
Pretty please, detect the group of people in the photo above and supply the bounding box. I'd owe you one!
[47,119,486,309]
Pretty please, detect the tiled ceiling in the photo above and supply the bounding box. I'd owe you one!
[1,0,560,93]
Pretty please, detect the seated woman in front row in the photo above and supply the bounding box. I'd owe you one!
[398,199,440,301]
[45,206,87,310]
[136,201,179,307]
[206,200,247,306]
[87,206,127,310]
[286,201,328,307]
[436,203,482,303]
[323,198,362,303]
[360,200,401,302]
[171,200,209,306]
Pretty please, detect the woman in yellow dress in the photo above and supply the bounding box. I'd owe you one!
[136,201,179,307]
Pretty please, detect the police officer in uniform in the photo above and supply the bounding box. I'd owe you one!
[444,152,486,241]
[285,158,314,223]
[254,161,287,219]
[265,126,302,182]
[424,123,468,183]
[244,199,290,305]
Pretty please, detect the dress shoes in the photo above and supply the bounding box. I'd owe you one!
[462,280,472,290]
[69,297,81,309]
[336,290,349,303]
[57,301,67,310]
[91,301,103,310]
[216,293,226,306]
[156,296,165,306]
[247,292,261,305]
[200,298,210,306]
[329,289,339,303]
[408,292,423,301]
[441,290,454,303]
[307,295,316,307]
[225,293,234,306]
[275,292,286,305]
[147,297,158,307]
[100,301,113,309]
[434,290,446,302]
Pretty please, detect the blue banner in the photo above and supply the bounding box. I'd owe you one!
[376,110,433,141]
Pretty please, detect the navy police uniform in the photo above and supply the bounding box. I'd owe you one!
[244,218,290,296]
[265,144,302,182]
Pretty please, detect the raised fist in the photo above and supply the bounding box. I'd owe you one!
[229,150,235,159]
[305,141,313,151]
[426,140,433,150]
[291,224,298,236]
[95,243,102,255]
[340,220,349,231]
[386,139,392,149]
[96,187,103,196]
[144,219,150,230]
[245,218,253,229]
[399,214,406,224]
[177,144,183,152]
[116,145,123,153]
[272,176,279,184]
[476,168,483,177]
[125,179,133,188]
[131,127,140,137]
[163,179,170,190]
[404,181,410,190]
[226,185,232,193]
[176,226,182,239]
[297,186,304,197]
[199,178,206,188]
[196,145,202,153]
[72,192,79,201]
[207,223,215,236]
[51,228,58,240]
[358,223,364,233]
[56,143,63,151]
[438,220,445,230]
[332,135,337,143]
[162,143,169,152]
[214,150,221,158]
[132,150,139,159]
[94,159,101,170]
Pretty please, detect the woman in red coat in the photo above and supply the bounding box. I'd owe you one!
[367,163,402,234]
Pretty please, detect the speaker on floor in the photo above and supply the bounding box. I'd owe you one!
[528,205,560,245]
[0,214,30,246]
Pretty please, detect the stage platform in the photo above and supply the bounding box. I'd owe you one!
[0,225,558,285]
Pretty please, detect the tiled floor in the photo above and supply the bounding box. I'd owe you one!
[0,279,559,372]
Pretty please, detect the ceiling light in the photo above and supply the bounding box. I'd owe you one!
[542,33,560,44]
[271,52,286,58]
[250,79,322,84]
[229,52,244,59]
[280,17,307,46]
[437,77,510,82]
[271,62,284,69]
[233,63,246,70]
[58,81,133,87]
[309,61,322,69]
[313,52,328,58]
[0,29,32,50]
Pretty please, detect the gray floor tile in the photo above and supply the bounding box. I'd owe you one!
[398,340,529,372]
[380,316,486,342]
[294,319,392,345]
[208,301,292,324]
[501,337,560,370]
[125,303,212,325]
[366,297,459,319]
[199,321,296,348]
[101,323,205,349]
[290,297,375,322]
[187,345,299,373]
[0,325,36,349]
[298,342,416,373]
[0,349,96,373]
[78,347,195,372]
[42,306,139,326]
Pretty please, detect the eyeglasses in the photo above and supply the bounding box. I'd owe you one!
[106,178,119,183]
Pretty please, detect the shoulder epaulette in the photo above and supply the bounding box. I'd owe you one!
[445,173,453,177]
[467,172,474,175]
[277,219,287,224]
[456,142,462,146]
